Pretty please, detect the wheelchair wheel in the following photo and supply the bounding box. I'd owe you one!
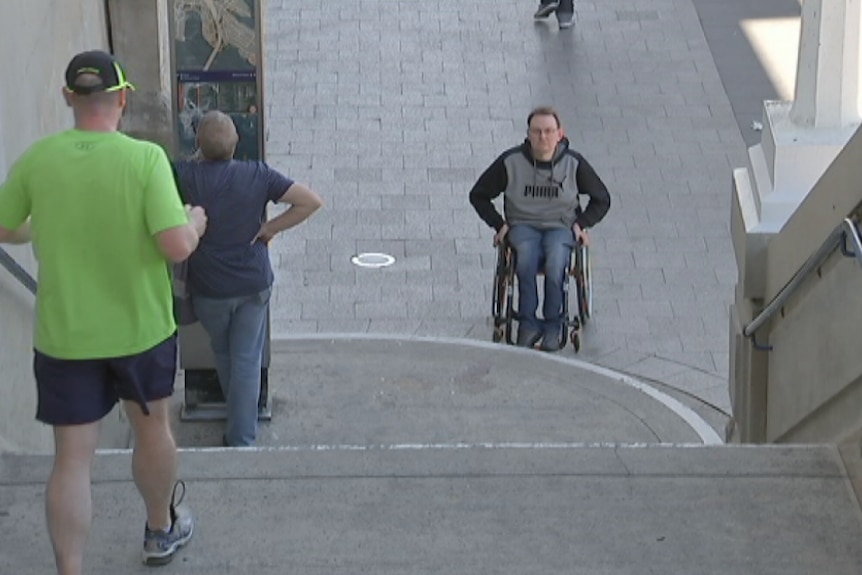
[492,324,505,343]
[570,329,580,352]
[491,244,515,344]
[575,243,591,325]
[492,312,511,344]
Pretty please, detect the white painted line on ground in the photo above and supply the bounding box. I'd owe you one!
[96,442,825,456]
[96,442,710,455]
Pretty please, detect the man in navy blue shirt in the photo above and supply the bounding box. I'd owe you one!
[174,110,323,446]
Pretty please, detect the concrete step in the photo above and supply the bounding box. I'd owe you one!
[2,444,861,574]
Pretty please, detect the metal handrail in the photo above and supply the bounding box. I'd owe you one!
[0,246,36,295]
[743,218,862,346]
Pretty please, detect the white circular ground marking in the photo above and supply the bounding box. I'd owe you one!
[351,253,396,268]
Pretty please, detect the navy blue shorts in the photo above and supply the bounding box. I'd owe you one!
[34,334,178,426]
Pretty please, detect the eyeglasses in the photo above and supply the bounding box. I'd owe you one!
[528,127,559,137]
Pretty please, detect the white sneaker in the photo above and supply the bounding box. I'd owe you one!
[558,13,574,29]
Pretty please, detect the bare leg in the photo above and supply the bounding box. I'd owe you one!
[123,398,177,531]
[46,422,101,575]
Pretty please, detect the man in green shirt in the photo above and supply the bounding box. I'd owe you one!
[0,50,206,573]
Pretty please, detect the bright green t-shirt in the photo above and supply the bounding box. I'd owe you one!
[0,130,189,359]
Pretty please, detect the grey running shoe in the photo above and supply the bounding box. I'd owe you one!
[558,13,574,29]
[534,1,560,19]
[142,481,194,566]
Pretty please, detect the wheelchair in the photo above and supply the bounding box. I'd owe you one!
[491,237,592,351]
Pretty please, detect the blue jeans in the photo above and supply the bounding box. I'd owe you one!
[507,225,574,337]
[192,288,270,446]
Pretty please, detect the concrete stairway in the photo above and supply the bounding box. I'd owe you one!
[3,444,862,574]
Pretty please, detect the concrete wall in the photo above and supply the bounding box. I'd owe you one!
[107,0,173,151]
[761,125,862,442]
[0,0,108,453]
[767,251,862,441]
[730,125,862,443]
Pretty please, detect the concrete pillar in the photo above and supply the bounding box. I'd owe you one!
[752,0,862,241]
[790,0,862,128]
[106,0,173,151]
[729,0,862,441]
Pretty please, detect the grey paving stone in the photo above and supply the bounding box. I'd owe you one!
[656,350,722,374]
[432,252,482,271]
[315,318,372,333]
[329,285,380,304]
[301,300,356,321]
[409,300,464,320]
[367,319,422,333]
[270,318,319,336]
[356,301,409,320]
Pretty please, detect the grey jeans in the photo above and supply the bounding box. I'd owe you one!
[192,287,271,446]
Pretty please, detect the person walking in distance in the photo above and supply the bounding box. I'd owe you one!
[0,50,207,572]
[533,0,575,29]
[174,110,323,447]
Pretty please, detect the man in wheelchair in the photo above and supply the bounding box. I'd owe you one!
[469,106,611,351]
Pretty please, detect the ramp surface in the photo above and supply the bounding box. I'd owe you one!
[172,337,722,449]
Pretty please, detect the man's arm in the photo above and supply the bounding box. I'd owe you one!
[0,220,31,244]
[574,155,611,229]
[155,206,207,263]
[469,157,508,232]
[0,156,32,245]
[147,151,206,263]
[253,183,323,244]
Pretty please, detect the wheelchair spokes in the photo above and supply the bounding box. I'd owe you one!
[492,239,592,352]
[573,243,591,325]
[492,243,515,344]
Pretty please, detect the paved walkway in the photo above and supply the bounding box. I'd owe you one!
[259,0,802,418]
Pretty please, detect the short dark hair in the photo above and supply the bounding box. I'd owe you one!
[527,106,561,129]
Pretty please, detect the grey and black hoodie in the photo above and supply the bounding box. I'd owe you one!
[469,137,610,232]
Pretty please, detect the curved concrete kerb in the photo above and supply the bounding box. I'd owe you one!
[273,333,724,446]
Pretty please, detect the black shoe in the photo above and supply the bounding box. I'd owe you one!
[516,329,542,348]
[534,1,560,19]
[540,328,565,352]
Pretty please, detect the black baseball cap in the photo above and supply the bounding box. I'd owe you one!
[65,50,136,95]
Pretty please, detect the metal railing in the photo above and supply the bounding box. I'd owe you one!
[743,217,862,349]
[0,246,36,295]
